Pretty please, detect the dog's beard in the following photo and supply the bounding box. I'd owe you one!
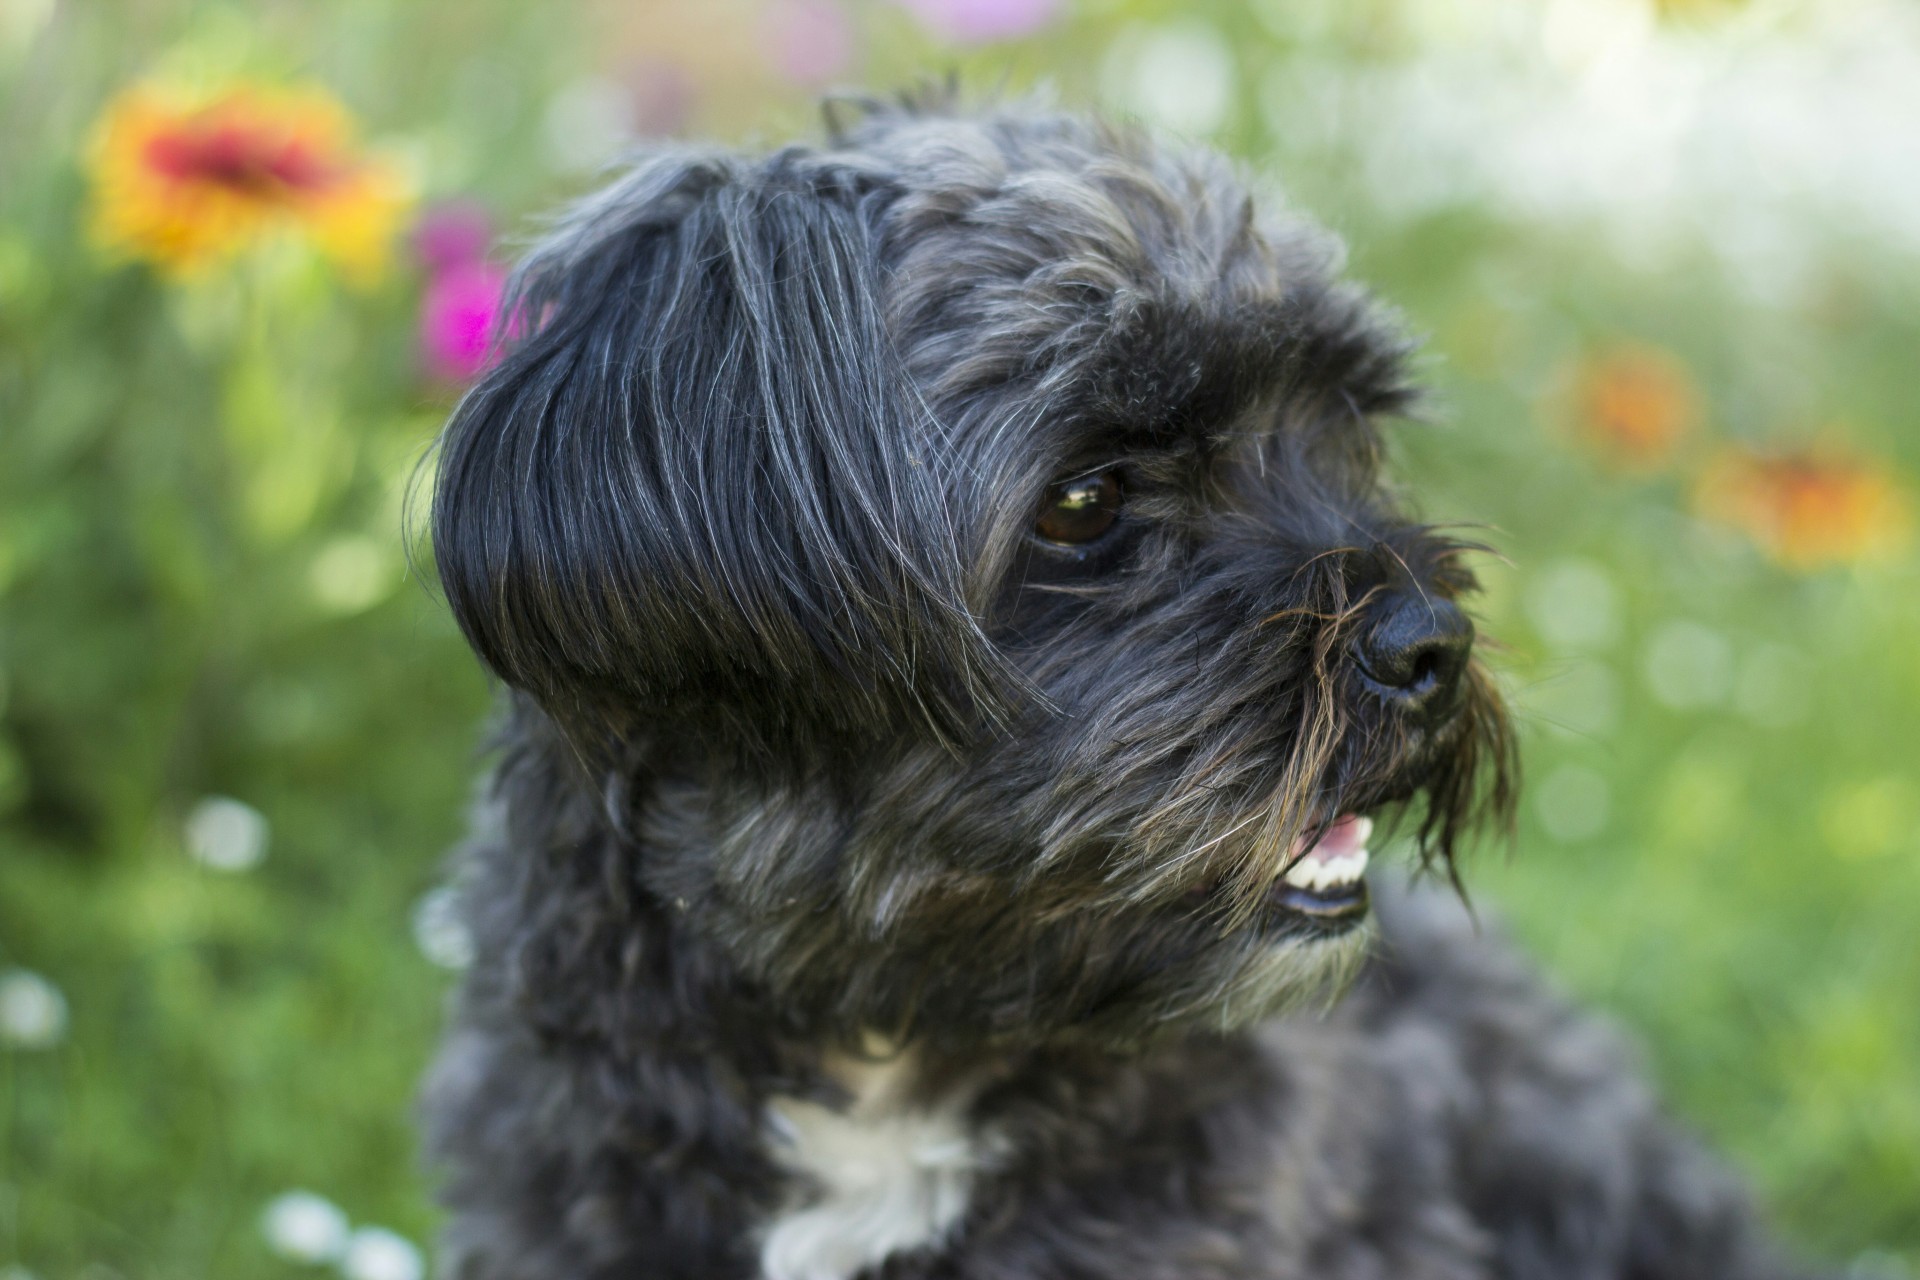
[1012,538,1517,917]
[1063,660,1512,1042]
[1175,652,1515,930]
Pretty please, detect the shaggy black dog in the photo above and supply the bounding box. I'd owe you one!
[421,94,1820,1280]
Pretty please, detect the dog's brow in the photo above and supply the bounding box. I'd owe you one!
[1081,293,1385,440]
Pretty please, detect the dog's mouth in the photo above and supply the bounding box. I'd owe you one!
[1267,814,1372,928]
[1183,812,1376,933]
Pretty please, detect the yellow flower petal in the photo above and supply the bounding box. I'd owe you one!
[85,79,412,282]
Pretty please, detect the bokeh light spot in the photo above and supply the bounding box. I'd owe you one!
[1820,778,1914,862]
[1102,22,1235,136]
[1526,558,1623,651]
[1643,620,1733,709]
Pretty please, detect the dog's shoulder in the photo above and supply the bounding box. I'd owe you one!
[1250,876,1809,1280]
[1309,876,1660,1192]
[1344,874,1644,1078]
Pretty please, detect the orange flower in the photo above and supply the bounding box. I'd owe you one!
[1696,445,1909,570]
[86,81,410,281]
[1566,344,1701,472]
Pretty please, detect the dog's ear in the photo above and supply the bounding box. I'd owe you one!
[431,149,1012,748]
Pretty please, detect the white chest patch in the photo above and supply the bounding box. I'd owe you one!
[759,1044,991,1280]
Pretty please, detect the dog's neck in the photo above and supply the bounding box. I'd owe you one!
[476,716,1208,1280]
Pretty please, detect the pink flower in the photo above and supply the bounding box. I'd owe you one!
[420,259,507,382]
[411,200,492,275]
[765,0,856,85]
[894,0,1061,43]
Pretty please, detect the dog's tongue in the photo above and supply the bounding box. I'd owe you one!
[1292,815,1372,864]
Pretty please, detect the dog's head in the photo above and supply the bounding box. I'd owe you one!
[433,95,1515,1052]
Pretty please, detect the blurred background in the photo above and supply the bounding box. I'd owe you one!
[2,0,1917,1275]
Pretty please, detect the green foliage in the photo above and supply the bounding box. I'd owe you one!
[2,1,1915,1276]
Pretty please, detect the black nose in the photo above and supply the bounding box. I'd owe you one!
[1354,591,1474,720]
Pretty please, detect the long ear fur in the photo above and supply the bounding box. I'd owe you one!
[431,149,1012,748]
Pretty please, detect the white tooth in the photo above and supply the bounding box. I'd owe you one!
[1280,846,1371,893]
[1282,859,1327,891]
[1351,817,1375,844]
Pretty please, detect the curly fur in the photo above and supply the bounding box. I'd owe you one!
[419,92,1821,1280]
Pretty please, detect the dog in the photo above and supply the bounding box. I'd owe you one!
[420,91,1821,1280]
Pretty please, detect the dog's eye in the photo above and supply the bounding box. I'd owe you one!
[1035,471,1123,545]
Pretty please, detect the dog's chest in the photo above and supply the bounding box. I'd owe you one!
[759,1047,993,1280]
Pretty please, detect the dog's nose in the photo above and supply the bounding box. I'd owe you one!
[1354,591,1474,721]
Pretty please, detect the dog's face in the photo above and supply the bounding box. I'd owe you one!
[433,100,1514,1052]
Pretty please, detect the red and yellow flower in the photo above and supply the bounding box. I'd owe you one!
[1696,444,1909,570]
[86,81,410,281]
[1564,343,1702,473]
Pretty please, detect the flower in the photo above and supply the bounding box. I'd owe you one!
[411,198,512,384]
[340,1228,424,1280]
[0,968,68,1049]
[261,1191,351,1264]
[412,886,475,970]
[87,81,410,281]
[184,795,269,871]
[893,0,1062,44]
[1695,445,1909,569]
[411,200,493,276]
[420,259,508,382]
[1564,343,1701,472]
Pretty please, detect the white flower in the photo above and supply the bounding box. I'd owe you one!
[0,968,68,1049]
[411,887,475,971]
[184,796,269,871]
[261,1190,350,1263]
[340,1227,424,1280]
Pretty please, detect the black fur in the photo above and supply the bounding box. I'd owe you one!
[421,93,1820,1280]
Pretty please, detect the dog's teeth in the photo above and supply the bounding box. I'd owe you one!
[1280,845,1370,892]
